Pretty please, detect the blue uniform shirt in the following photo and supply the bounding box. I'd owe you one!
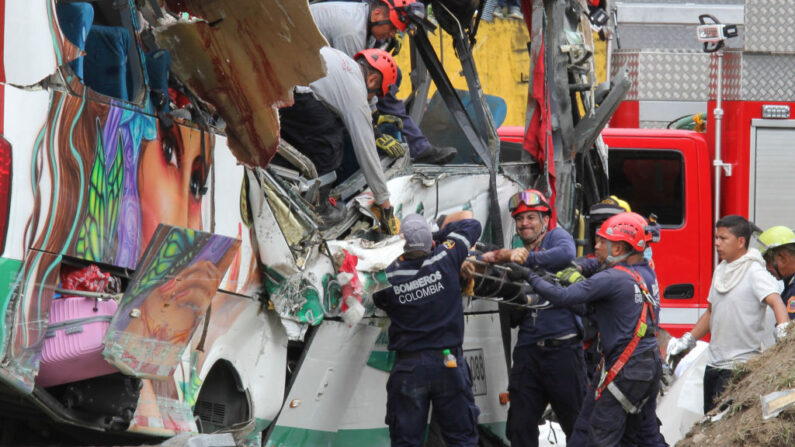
[374,219,482,352]
[528,260,661,365]
[516,227,580,346]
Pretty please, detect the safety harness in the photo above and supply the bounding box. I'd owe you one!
[594,265,657,413]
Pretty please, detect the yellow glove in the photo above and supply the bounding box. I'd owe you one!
[556,267,584,285]
[375,134,406,158]
[371,205,400,235]
[461,277,475,296]
[376,113,403,130]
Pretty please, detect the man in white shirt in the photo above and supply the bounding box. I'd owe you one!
[667,215,790,412]
[279,47,399,233]
[310,0,459,164]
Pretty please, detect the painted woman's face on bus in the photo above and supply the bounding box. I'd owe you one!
[138,122,213,248]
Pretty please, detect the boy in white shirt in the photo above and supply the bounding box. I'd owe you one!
[667,215,790,412]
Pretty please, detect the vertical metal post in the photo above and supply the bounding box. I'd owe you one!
[713,50,724,268]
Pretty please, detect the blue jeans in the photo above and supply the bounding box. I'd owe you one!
[498,0,521,7]
[376,68,431,157]
[386,350,480,447]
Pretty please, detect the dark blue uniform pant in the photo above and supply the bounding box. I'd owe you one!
[567,349,667,447]
[376,68,431,158]
[506,343,587,447]
[386,350,480,447]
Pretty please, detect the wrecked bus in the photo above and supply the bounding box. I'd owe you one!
[0,0,614,445]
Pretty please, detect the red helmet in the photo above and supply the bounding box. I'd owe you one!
[508,189,550,217]
[596,212,651,252]
[354,49,398,97]
[380,0,419,32]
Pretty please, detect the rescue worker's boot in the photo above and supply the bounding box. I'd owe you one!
[412,145,457,165]
[316,197,346,230]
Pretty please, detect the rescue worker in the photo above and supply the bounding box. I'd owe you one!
[580,198,632,380]
[310,0,458,164]
[759,225,795,320]
[515,212,664,446]
[667,215,791,412]
[278,47,399,233]
[373,212,482,447]
[560,200,668,447]
[480,189,586,446]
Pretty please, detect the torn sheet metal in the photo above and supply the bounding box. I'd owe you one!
[267,321,381,444]
[326,237,405,273]
[246,168,318,274]
[103,225,240,380]
[4,1,61,86]
[153,0,328,168]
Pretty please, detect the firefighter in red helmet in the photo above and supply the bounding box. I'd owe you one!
[481,189,586,446]
[278,47,400,232]
[512,212,666,446]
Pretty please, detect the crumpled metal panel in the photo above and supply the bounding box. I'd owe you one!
[709,51,795,101]
[745,0,795,53]
[154,0,327,168]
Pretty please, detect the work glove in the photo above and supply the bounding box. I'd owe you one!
[509,247,529,264]
[460,258,476,280]
[371,204,400,235]
[666,332,696,364]
[375,134,406,158]
[479,250,500,264]
[775,321,790,342]
[375,113,404,130]
[556,267,584,285]
[506,263,533,282]
[522,287,552,309]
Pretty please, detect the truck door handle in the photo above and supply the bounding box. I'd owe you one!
[664,283,694,299]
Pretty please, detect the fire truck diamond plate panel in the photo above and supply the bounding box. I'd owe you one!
[745,0,795,53]
[637,51,710,101]
[611,51,639,100]
[742,54,795,101]
[711,52,795,101]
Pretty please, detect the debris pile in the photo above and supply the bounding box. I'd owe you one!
[677,331,795,447]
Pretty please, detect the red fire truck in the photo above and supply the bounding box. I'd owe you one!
[500,2,795,336]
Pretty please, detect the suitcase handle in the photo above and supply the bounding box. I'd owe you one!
[45,315,114,337]
[54,288,123,302]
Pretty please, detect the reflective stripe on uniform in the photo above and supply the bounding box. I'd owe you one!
[448,232,471,247]
[386,251,449,278]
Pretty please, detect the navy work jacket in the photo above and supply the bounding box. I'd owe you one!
[517,227,581,346]
[528,260,661,365]
[374,219,482,352]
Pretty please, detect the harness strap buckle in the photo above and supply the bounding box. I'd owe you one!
[607,381,647,415]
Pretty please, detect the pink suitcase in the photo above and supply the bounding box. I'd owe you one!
[36,296,119,387]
